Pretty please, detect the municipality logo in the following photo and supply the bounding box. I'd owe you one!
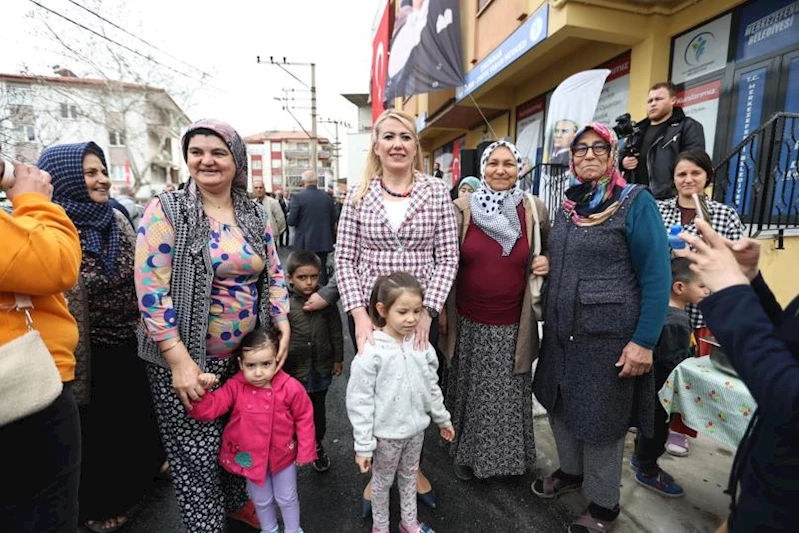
[685,32,714,66]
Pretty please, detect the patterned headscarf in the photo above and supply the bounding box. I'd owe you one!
[180,119,266,260]
[469,140,526,256]
[39,142,120,275]
[562,122,629,225]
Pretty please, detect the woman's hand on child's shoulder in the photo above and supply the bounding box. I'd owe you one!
[355,454,372,473]
[197,373,219,390]
[439,425,455,443]
[333,362,343,376]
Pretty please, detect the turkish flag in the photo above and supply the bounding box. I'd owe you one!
[371,0,392,124]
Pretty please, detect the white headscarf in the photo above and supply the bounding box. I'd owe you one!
[469,140,525,256]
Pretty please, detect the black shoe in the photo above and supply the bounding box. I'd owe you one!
[313,444,331,472]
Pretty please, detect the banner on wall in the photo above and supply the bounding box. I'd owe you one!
[456,4,548,100]
[384,0,464,101]
[540,69,610,207]
[515,96,546,179]
[677,80,721,158]
[672,14,732,84]
[451,136,463,187]
[726,67,768,215]
[371,0,392,123]
[593,53,631,124]
[736,0,799,62]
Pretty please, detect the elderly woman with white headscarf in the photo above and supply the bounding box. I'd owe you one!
[442,140,550,480]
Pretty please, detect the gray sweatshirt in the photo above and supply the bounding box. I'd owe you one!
[346,331,451,458]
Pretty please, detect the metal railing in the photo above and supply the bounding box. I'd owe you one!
[520,163,570,221]
[713,112,799,237]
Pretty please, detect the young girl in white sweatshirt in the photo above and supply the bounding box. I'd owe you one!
[346,272,455,533]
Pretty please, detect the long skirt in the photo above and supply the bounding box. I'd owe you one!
[78,339,161,521]
[446,315,536,479]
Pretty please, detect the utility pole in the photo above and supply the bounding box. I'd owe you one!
[319,118,351,189]
[257,56,318,179]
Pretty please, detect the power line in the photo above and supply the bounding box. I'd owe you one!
[28,0,208,85]
[62,0,216,80]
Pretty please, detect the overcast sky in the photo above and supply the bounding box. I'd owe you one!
[2,0,379,173]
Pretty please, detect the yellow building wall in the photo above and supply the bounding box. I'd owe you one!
[757,235,799,307]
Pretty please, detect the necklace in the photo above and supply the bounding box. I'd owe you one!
[380,178,414,198]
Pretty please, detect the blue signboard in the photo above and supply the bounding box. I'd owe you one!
[736,0,799,62]
[772,56,799,219]
[456,5,548,101]
[725,67,767,215]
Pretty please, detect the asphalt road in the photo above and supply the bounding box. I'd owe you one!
[96,248,570,533]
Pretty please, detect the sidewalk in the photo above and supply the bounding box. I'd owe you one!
[532,399,732,533]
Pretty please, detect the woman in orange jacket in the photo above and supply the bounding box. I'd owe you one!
[0,160,82,533]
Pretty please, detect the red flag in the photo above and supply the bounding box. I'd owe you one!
[371,0,391,124]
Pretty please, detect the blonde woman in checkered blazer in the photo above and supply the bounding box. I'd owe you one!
[335,109,459,517]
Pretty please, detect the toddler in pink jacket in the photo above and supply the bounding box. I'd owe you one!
[191,327,316,533]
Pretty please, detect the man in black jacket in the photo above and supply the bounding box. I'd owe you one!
[622,82,705,200]
[286,170,337,285]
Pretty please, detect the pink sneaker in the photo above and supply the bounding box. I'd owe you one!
[399,522,435,533]
[666,430,690,457]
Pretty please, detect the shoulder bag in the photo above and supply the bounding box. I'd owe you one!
[526,194,544,322]
[0,294,64,426]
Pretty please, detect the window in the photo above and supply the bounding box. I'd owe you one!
[60,103,78,119]
[109,165,126,181]
[271,142,281,152]
[271,159,282,169]
[297,142,309,151]
[252,160,262,169]
[150,164,166,184]
[298,158,310,166]
[109,130,125,146]
[162,137,172,158]
[21,125,35,142]
[7,83,32,105]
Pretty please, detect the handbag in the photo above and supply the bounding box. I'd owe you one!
[0,294,64,426]
[526,194,544,322]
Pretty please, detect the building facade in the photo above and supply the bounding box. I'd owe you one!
[0,72,190,197]
[243,131,332,195]
[386,0,799,305]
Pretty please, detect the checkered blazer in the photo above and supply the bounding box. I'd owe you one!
[657,196,744,328]
[335,174,459,313]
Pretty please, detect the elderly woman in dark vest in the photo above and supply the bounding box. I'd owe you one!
[442,141,550,481]
[531,123,670,532]
[39,142,161,533]
[135,119,290,532]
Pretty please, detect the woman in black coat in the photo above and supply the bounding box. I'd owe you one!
[679,218,799,533]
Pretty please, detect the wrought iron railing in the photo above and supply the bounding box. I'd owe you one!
[713,112,799,237]
[520,163,570,221]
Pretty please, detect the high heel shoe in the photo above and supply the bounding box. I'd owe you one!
[362,497,372,518]
[417,489,437,509]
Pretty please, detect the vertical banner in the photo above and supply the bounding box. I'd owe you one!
[451,136,464,187]
[385,0,464,101]
[676,80,721,158]
[726,67,767,215]
[773,56,799,220]
[593,53,631,125]
[540,69,610,207]
[371,0,392,123]
[515,96,546,182]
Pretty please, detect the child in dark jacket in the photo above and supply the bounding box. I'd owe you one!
[191,327,316,533]
[633,257,709,497]
[285,250,344,472]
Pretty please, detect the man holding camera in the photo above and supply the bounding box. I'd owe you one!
[621,82,705,199]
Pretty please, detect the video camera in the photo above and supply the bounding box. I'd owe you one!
[613,113,641,160]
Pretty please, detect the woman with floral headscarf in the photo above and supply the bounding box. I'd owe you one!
[134,119,290,532]
[441,140,550,480]
[39,142,161,532]
[531,123,670,533]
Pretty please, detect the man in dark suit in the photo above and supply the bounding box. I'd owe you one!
[287,170,337,285]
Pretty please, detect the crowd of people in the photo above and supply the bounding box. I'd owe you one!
[0,79,796,533]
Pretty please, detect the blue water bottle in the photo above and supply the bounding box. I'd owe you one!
[668,224,685,250]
